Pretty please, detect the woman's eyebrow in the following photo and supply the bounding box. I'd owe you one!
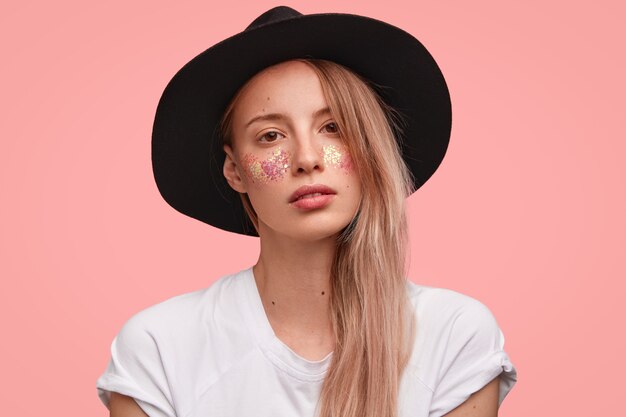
[313,107,331,119]
[245,113,285,129]
[245,107,331,129]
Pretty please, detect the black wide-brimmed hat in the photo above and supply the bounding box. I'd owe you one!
[152,5,452,236]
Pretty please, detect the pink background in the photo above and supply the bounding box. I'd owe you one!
[1,0,624,415]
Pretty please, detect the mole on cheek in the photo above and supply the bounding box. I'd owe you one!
[322,144,353,173]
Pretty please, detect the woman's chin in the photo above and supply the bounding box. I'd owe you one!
[258,221,349,243]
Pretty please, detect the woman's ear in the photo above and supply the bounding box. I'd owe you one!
[223,144,247,193]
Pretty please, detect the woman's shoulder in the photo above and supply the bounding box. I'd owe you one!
[97,268,256,415]
[405,280,507,366]
[117,269,248,341]
[406,280,498,330]
[404,280,517,409]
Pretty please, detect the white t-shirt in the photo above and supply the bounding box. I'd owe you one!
[96,267,517,417]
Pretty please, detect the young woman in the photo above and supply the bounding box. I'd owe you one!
[96,6,517,417]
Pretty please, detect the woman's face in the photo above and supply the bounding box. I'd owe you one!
[223,60,362,242]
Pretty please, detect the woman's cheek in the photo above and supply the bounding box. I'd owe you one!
[322,144,353,174]
[241,147,291,184]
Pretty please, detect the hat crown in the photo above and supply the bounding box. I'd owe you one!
[245,6,302,31]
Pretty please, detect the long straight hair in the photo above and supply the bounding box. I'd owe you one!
[220,58,416,417]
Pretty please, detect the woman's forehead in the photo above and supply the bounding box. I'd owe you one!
[233,61,328,120]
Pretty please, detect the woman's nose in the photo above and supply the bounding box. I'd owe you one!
[291,134,324,175]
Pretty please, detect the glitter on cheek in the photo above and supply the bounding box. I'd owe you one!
[261,147,291,181]
[340,150,354,172]
[241,154,264,183]
[323,144,353,173]
[241,147,291,184]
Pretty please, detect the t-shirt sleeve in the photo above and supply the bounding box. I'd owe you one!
[96,313,177,417]
[429,296,517,417]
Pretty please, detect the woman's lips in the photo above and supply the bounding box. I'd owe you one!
[289,184,337,210]
[291,193,336,210]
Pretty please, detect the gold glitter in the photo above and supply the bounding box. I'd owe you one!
[322,144,352,173]
[249,161,262,179]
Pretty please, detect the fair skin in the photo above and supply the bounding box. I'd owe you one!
[223,60,362,360]
[109,392,149,417]
[109,60,499,416]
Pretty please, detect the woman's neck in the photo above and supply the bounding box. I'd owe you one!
[253,228,337,352]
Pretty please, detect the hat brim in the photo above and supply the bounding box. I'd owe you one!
[152,12,452,236]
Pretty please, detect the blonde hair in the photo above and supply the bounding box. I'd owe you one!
[220,58,416,417]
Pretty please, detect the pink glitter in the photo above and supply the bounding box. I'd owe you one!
[340,150,353,172]
[242,147,291,183]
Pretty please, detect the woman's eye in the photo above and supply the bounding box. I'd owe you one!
[321,122,339,135]
[258,131,284,143]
